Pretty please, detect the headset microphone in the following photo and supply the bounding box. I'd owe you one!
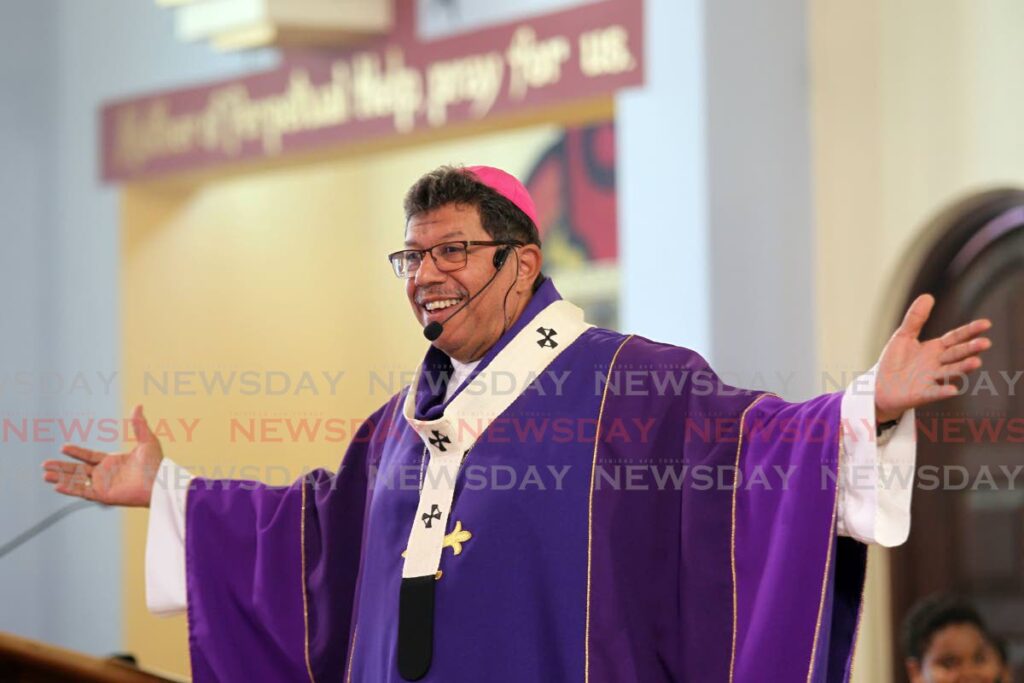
[492,246,511,269]
[422,246,513,342]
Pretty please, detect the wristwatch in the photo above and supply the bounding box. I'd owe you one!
[876,419,899,437]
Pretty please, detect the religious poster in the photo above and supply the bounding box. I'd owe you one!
[522,120,618,328]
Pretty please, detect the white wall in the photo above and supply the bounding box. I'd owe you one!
[0,0,275,656]
[0,0,62,647]
[618,0,817,399]
[617,0,712,354]
[704,0,817,398]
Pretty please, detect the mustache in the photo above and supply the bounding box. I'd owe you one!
[414,287,468,304]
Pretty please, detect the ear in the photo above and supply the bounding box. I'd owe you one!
[514,244,542,289]
[905,658,923,683]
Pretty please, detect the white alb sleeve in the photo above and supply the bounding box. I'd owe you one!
[145,457,194,616]
[836,366,917,547]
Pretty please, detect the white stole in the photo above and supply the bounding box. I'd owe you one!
[401,300,591,579]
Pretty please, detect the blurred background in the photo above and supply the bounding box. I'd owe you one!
[1,0,1021,680]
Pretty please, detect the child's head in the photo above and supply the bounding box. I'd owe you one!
[903,595,1008,683]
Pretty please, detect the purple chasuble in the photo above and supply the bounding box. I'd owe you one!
[184,279,866,682]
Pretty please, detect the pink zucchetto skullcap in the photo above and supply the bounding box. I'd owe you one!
[464,165,539,227]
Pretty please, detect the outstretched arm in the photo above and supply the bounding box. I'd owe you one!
[42,404,186,613]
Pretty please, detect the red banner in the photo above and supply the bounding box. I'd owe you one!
[100,0,643,182]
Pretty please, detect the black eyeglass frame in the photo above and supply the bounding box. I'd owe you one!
[387,240,522,278]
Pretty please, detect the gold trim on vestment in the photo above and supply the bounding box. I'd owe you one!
[803,406,844,683]
[728,392,774,683]
[847,418,867,681]
[183,477,194,667]
[301,478,317,683]
[345,626,358,683]
[584,335,633,683]
[343,392,404,682]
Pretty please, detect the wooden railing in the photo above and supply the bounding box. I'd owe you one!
[0,631,187,682]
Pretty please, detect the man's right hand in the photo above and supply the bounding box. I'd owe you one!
[42,404,164,507]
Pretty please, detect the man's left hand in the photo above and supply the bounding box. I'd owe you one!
[874,294,992,424]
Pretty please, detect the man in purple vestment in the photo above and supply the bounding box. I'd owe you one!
[44,165,993,682]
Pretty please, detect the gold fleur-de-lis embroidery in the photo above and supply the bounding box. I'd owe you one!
[444,520,472,555]
[401,520,473,558]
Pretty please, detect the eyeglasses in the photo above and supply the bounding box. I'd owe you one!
[387,240,520,279]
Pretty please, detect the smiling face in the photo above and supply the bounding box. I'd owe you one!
[907,623,1006,683]
[404,203,541,362]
